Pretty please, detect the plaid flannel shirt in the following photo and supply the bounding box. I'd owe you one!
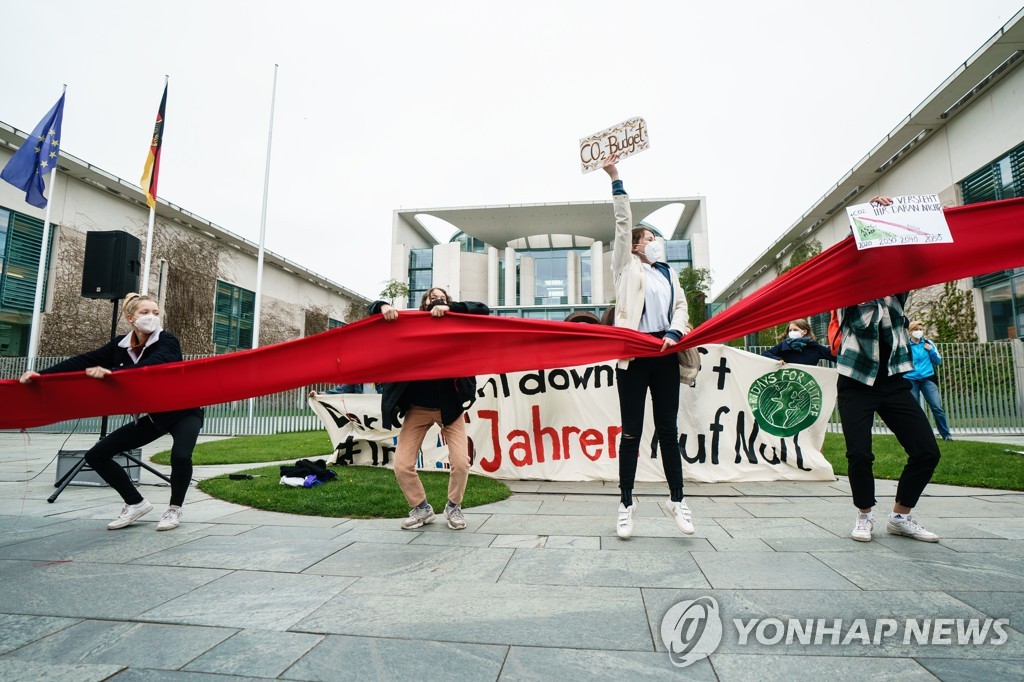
[836,294,913,386]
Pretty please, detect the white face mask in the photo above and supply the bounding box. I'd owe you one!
[911,330,925,340]
[788,331,803,340]
[643,240,665,263]
[133,314,161,334]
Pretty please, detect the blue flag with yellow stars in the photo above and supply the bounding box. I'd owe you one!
[1,93,66,208]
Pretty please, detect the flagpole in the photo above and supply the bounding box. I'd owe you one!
[140,75,168,296]
[252,64,277,353]
[26,85,67,372]
[249,64,278,427]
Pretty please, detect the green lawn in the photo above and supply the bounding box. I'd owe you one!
[197,465,511,518]
[152,430,332,465]
[821,432,1024,491]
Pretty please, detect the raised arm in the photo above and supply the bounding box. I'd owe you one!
[604,157,633,282]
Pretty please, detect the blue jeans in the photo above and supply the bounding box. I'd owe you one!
[907,378,951,439]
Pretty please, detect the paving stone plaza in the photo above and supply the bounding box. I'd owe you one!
[1,433,1022,680]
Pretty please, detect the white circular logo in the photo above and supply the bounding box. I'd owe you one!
[660,596,723,668]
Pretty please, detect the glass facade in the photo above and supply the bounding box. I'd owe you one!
[407,247,433,308]
[962,141,1024,339]
[981,269,1024,340]
[403,233,694,321]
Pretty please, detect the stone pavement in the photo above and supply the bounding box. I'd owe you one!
[0,433,1022,681]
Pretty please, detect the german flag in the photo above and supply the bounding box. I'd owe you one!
[140,83,166,209]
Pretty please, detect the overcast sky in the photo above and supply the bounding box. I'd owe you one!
[2,1,1021,300]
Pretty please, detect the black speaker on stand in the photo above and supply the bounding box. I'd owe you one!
[48,230,171,503]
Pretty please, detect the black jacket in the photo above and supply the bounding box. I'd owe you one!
[40,331,203,428]
[368,299,489,428]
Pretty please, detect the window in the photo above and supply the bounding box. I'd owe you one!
[408,247,433,308]
[666,239,692,274]
[0,207,51,314]
[451,232,489,253]
[213,281,255,353]
[962,141,1024,339]
[328,317,344,329]
[961,142,1024,204]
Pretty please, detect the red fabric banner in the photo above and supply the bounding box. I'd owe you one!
[0,316,665,429]
[682,197,1024,347]
[1,196,1022,429]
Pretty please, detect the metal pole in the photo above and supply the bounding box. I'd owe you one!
[248,64,278,429]
[25,165,58,372]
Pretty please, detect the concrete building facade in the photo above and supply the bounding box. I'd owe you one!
[389,197,710,321]
[713,10,1024,342]
[0,123,369,358]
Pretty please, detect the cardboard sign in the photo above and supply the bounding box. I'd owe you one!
[309,346,838,483]
[846,194,953,250]
[579,117,649,173]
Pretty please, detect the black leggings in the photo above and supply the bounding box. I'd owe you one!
[84,412,203,507]
[616,353,685,501]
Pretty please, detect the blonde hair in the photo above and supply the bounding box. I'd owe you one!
[121,293,158,321]
[782,318,814,341]
[909,319,925,331]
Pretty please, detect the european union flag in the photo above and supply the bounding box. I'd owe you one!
[1,93,66,208]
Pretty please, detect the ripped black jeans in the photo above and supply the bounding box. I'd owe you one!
[616,353,684,502]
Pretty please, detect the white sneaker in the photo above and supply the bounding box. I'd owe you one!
[887,514,939,542]
[157,506,182,531]
[851,513,874,542]
[616,502,637,539]
[665,499,695,535]
[107,499,153,529]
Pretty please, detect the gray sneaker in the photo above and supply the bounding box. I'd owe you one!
[444,503,467,530]
[401,504,435,530]
[108,499,153,529]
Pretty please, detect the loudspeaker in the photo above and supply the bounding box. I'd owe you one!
[81,231,141,300]
[56,449,142,487]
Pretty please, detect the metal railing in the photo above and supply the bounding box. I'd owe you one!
[4,341,1023,436]
[747,340,1024,436]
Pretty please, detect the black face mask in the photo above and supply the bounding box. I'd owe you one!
[427,299,448,311]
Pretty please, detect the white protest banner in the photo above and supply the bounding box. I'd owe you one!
[846,194,952,250]
[579,117,649,174]
[308,345,837,483]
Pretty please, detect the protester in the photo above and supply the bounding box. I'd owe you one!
[835,200,942,544]
[370,288,489,530]
[905,320,952,441]
[762,319,835,365]
[601,156,697,539]
[19,293,203,531]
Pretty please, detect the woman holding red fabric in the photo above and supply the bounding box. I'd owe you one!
[19,293,203,531]
[601,157,696,540]
[370,288,489,531]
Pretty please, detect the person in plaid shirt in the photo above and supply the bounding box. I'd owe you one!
[836,198,942,544]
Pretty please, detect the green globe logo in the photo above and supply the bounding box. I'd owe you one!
[747,368,823,438]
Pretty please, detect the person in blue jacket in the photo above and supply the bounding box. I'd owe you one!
[905,320,952,441]
[762,319,835,366]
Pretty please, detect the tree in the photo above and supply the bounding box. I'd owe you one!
[678,267,712,329]
[345,300,369,323]
[924,281,979,343]
[379,279,409,305]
